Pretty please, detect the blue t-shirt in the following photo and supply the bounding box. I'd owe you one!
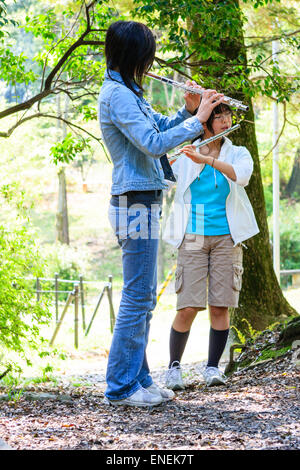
[186,164,230,235]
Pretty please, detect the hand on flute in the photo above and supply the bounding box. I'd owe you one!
[180,144,237,181]
[179,145,207,164]
[196,89,224,124]
[184,80,203,114]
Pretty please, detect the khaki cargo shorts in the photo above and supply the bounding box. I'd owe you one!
[175,234,243,311]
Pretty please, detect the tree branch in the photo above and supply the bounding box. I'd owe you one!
[251,74,297,81]
[44,35,89,90]
[0,89,54,120]
[0,112,102,142]
[260,101,287,162]
[0,366,12,380]
[0,2,104,123]
[154,57,195,81]
[44,1,104,91]
[81,40,105,46]
[40,1,85,93]
[285,117,300,134]
[245,28,300,49]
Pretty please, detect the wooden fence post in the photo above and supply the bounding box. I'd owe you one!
[79,275,86,331]
[74,283,79,349]
[49,291,74,346]
[107,274,115,333]
[36,277,40,302]
[84,287,106,336]
[55,273,59,323]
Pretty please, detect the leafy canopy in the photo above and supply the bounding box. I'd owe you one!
[133,0,299,102]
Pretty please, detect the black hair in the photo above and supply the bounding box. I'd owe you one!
[105,21,156,96]
[192,103,232,143]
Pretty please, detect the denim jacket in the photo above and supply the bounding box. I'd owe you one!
[98,70,203,195]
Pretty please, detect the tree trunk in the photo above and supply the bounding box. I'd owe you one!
[191,0,298,333]
[284,147,300,198]
[55,92,70,244]
[231,102,297,332]
[56,166,70,245]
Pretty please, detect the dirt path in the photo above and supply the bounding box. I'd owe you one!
[0,352,299,451]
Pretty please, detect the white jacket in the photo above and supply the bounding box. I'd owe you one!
[162,137,259,248]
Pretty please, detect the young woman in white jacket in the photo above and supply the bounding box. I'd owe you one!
[163,104,259,389]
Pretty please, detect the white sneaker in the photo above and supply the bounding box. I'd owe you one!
[165,362,185,390]
[103,387,163,407]
[146,382,175,402]
[202,367,227,387]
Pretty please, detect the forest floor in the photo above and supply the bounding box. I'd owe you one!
[0,346,299,451]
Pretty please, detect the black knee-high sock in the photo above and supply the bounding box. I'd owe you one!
[168,327,190,368]
[207,327,229,368]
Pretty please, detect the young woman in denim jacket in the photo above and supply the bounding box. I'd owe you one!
[163,104,259,390]
[98,20,225,407]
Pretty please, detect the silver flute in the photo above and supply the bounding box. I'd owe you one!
[146,72,249,112]
[168,124,241,162]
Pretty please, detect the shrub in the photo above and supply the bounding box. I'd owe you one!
[0,184,51,374]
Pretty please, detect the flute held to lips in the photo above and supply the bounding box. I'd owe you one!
[146,72,249,113]
[168,124,241,163]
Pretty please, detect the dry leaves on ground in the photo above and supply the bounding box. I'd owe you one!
[0,351,299,451]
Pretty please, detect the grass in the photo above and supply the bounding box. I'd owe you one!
[255,346,291,362]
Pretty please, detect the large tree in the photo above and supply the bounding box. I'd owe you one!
[134,0,299,332]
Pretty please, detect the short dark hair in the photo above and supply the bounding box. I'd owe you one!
[105,21,156,96]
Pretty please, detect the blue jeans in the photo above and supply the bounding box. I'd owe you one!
[105,203,161,400]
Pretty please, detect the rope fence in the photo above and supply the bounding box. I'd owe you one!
[26,274,116,349]
[21,267,299,349]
